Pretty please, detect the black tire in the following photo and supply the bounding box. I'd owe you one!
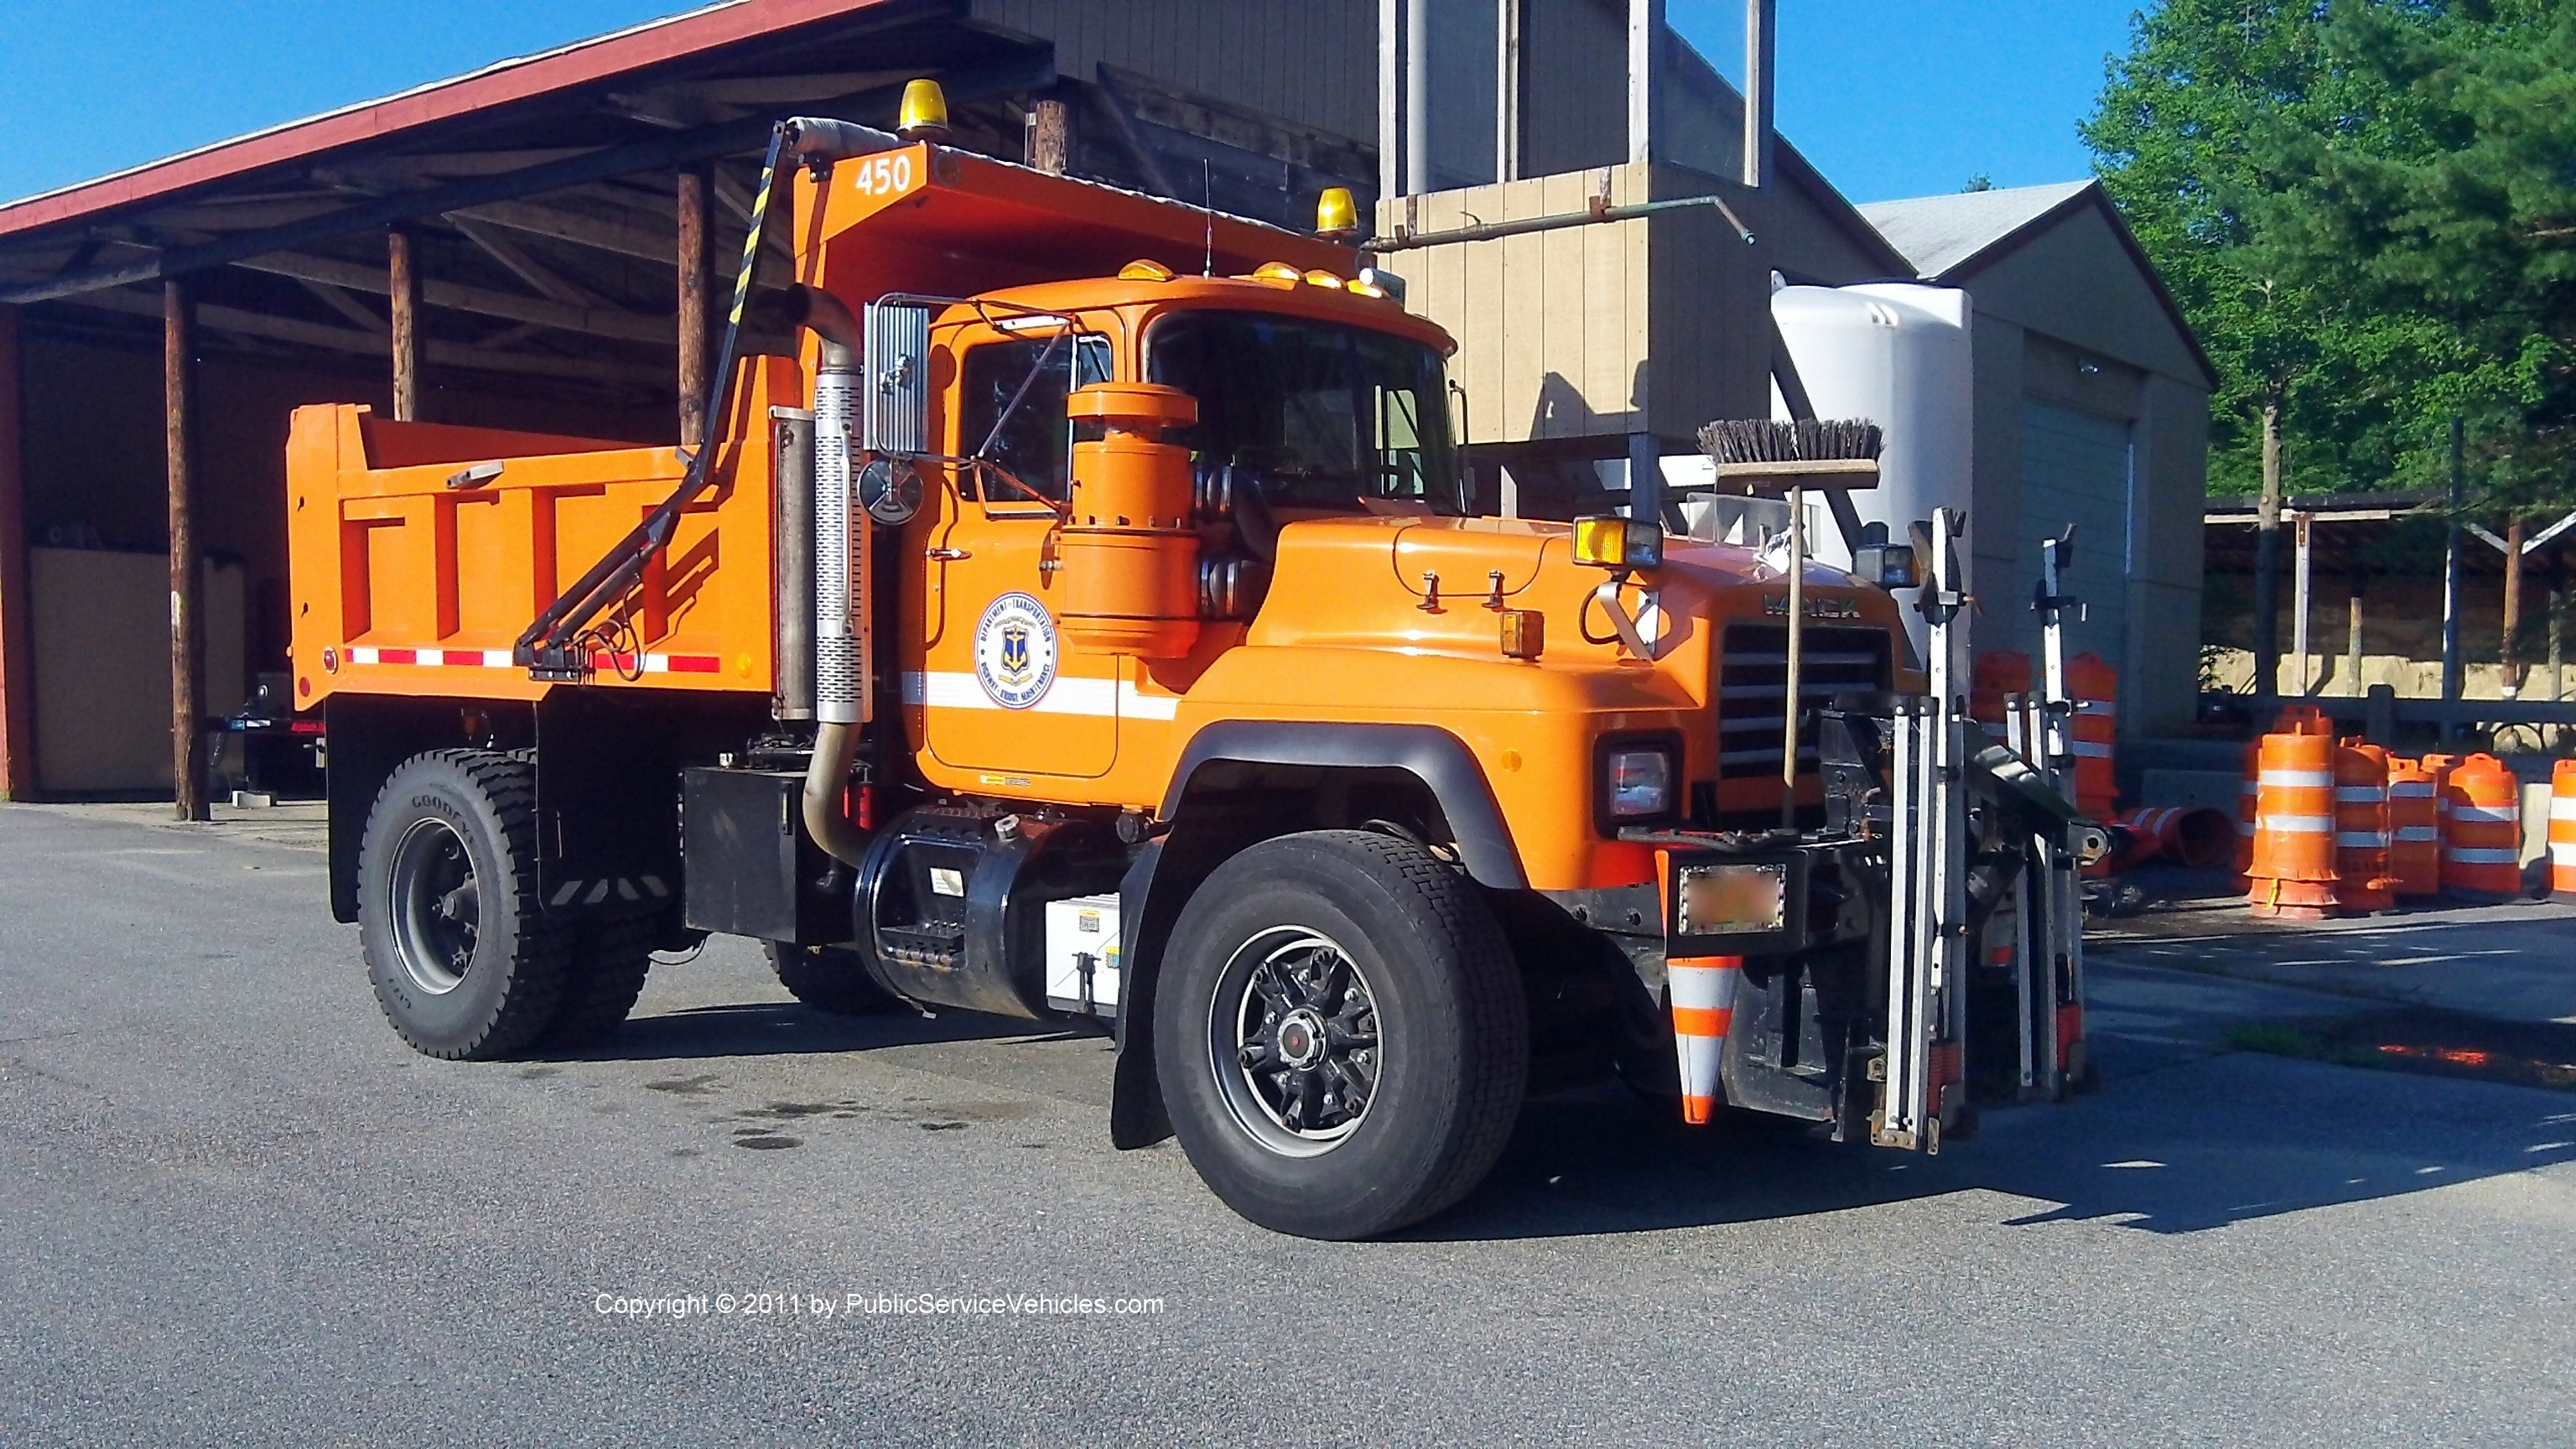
[1154,830,1527,1239]
[765,943,895,1015]
[542,915,658,1049]
[360,750,573,1060]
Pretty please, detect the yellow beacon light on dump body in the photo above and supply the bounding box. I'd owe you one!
[1315,186,1359,239]
[897,79,950,140]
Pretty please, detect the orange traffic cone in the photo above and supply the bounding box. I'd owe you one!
[1669,956,1742,1125]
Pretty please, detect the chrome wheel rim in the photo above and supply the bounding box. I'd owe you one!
[391,818,479,995]
[1208,926,1380,1157]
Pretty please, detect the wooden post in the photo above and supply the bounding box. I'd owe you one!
[387,226,421,422]
[165,280,207,822]
[2345,566,2364,698]
[0,304,32,799]
[2291,511,2314,696]
[2501,518,2524,699]
[1628,0,1665,166]
[1495,0,1523,182]
[1028,96,1070,175]
[2546,560,2565,703]
[676,167,710,449]
[2251,397,2284,709]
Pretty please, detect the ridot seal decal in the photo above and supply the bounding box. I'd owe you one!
[974,592,1058,709]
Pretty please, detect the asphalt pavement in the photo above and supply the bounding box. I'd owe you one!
[3,803,2572,1446]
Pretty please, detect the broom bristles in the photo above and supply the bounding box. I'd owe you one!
[1696,418,1883,465]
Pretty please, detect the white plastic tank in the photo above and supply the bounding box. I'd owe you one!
[1766,282,1975,659]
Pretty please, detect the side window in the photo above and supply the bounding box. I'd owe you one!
[956,335,1113,503]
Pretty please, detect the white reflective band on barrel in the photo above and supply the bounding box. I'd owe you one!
[2553,799,2576,821]
[2453,804,2518,824]
[2259,770,2334,788]
[2072,741,2113,758]
[2334,787,2384,802]
[2395,826,2440,842]
[2553,843,2576,865]
[2264,816,2334,834]
[2444,847,2520,865]
[2335,832,2390,849]
[2390,782,2435,797]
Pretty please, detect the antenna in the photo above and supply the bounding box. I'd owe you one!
[1202,159,1214,276]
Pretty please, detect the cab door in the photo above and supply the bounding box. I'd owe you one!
[914,329,1124,782]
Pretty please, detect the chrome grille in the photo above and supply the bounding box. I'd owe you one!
[1716,624,1892,778]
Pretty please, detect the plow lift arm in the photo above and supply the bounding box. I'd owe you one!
[1856,509,2106,1151]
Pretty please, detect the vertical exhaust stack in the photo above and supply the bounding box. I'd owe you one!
[1742,0,1776,189]
[792,284,872,867]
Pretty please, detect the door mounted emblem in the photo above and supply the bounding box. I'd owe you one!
[973,592,1059,709]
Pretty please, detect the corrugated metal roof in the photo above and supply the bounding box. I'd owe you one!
[1856,179,2096,279]
[0,0,898,239]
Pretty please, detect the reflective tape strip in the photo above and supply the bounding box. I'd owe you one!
[2552,843,2576,865]
[2390,782,2435,797]
[2552,799,2576,821]
[2452,804,2518,825]
[2071,741,2113,758]
[2395,827,2440,843]
[2334,787,2384,802]
[2444,847,2521,865]
[2261,815,2334,834]
[2335,832,2391,849]
[2259,770,2334,788]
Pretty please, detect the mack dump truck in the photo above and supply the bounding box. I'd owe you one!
[288,96,2103,1239]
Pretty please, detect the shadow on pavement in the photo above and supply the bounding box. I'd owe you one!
[528,1001,1090,1063]
[1416,1056,2576,1243]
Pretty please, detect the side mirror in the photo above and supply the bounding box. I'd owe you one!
[863,300,931,455]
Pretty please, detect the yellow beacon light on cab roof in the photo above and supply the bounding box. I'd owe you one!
[1315,186,1359,239]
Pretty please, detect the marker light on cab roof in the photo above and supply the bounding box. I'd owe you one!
[1119,258,1176,282]
[1249,262,1303,284]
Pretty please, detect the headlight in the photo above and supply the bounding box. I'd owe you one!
[1571,515,1664,571]
[1603,745,1674,821]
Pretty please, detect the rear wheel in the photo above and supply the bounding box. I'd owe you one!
[1155,830,1527,1239]
[765,943,895,1015]
[543,915,658,1048]
[359,750,571,1060]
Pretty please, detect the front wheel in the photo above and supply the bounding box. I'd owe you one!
[1155,831,1527,1239]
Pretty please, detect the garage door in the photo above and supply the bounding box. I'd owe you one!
[2015,400,2132,679]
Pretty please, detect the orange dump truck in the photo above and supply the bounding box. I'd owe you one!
[288,94,2099,1238]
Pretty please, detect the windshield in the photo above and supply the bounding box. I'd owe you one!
[1145,311,1464,513]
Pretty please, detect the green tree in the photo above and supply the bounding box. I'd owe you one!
[2253,0,2576,512]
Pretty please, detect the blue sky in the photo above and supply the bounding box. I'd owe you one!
[0,1,2144,209]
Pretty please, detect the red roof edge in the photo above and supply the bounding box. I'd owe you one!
[0,0,903,241]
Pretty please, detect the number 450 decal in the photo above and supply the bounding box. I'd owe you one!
[852,153,916,195]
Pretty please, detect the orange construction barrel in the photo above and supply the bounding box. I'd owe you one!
[2234,740,2260,888]
[1971,651,2030,727]
[2331,742,2395,913]
[2066,652,2117,819]
[2551,759,2576,900]
[2385,756,2443,899]
[2441,753,2524,901]
[2248,730,2341,918]
[2545,747,2565,897]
